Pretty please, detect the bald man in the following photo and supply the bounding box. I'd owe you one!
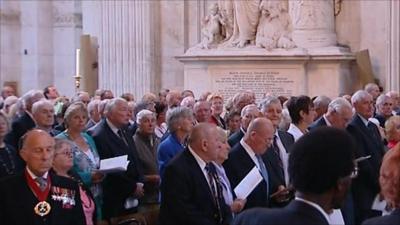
[0,129,85,225]
[159,123,232,225]
[223,118,275,210]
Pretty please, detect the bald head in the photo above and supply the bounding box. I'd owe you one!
[244,117,275,155]
[20,129,55,177]
[188,123,220,163]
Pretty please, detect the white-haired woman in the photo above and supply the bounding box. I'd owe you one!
[133,109,160,209]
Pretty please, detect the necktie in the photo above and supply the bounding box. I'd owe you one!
[117,129,129,146]
[205,163,224,224]
[367,122,381,145]
[256,155,269,198]
[272,135,285,179]
[36,177,47,191]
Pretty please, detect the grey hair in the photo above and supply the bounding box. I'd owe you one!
[351,90,372,105]
[54,138,74,151]
[21,89,44,111]
[105,98,127,117]
[240,104,259,117]
[364,83,379,92]
[167,106,193,133]
[259,96,281,112]
[313,96,332,109]
[63,102,88,127]
[31,99,54,115]
[87,99,101,114]
[136,109,155,125]
[376,94,391,107]
[327,97,352,114]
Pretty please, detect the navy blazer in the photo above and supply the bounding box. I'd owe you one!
[223,143,269,210]
[228,129,244,148]
[0,170,85,225]
[88,119,143,219]
[347,115,385,222]
[159,148,231,225]
[232,200,329,225]
[308,116,328,131]
[262,130,294,207]
[362,208,400,225]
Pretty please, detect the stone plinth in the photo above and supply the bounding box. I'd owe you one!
[177,47,356,101]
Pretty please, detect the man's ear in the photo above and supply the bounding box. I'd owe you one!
[201,139,208,152]
[19,148,27,162]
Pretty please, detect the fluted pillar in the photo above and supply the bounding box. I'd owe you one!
[97,0,156,97]
[289,0,337,48]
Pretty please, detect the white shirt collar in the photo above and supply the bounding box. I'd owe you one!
[26,167,48,180]
[295,197,331,224]
[106,118,119,135]
[323,115,332,126]
[288,123,305,141]
[357,114,369,127]
[240,139,259,168]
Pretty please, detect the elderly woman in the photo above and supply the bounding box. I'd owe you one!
[55,102,103,220]
[362,145,400,225]
[52,139,96,225]
[385,115,400,149]
[157,106,194,177]
[207,93,226,129]
[134,109,160,208]
[213,127,246,214]
[0,112,22,178]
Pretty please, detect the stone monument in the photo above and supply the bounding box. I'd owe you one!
[177,0,356,102]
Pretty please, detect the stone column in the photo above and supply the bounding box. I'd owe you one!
[86,0,157,98]
[289,0,337,48]
[388,0,400,91]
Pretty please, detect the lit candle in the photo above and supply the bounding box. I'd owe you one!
[76,49,80,77]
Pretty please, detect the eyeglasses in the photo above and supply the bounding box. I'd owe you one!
[55,151,73,157]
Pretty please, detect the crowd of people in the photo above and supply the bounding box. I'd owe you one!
[0,82,399,225]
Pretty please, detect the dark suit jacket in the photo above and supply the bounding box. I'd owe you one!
[88,119,143,219]
[223,143,269,210]
[347,115,385,222]
[5,112,36,149]
[232,200,329,225]
[0,170,85,225]
[228,129,244,147]
[262,130,294,207]
[308,116,327,131]
[159,149,231,225]
[362,208,400,225]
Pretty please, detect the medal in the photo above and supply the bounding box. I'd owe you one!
[25,170,52,217]
[34,201,51,216]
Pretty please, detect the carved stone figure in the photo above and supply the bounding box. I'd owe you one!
[256,0,295,50]
[200,3,225,49]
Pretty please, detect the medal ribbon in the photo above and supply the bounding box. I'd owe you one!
[25,169,52,201]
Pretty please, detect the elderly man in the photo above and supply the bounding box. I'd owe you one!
[88,98,144,219]
[347,90,385,224]
[1,85,15,99]
[365,83,381,102]
[386,90,400,114]
[313,95,331,121]
[193,100,212,123]
[32,100,60,136]
[259,96,295,207]
[72,91,91,105]
[165,90,182,110]
[309,97,353,130]
[228,104,260,147]
[85,99,101,130]
[5,90,44,149]
[0,129,85,225]
[223,118,275,210]
[159,123,232,225]
[233,127,356,225]
[374,94,394,127]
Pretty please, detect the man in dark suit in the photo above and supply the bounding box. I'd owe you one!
[259,96,295,207]
[5,90,44,149]
[233,127,356,225]
[347,90,385,224]
[0,129,85,225]
[309,97,353,131]
[228,104,259,147]
[88,98,144,220]
[159,123,231,225]
[223,118,275,210]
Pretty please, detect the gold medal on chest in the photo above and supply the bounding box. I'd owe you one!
[34,201,51,217]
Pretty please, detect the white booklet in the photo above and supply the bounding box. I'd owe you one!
[99,155,130,174]
[234,166,263,199]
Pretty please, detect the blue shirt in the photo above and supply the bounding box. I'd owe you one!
[157,133,185,178]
